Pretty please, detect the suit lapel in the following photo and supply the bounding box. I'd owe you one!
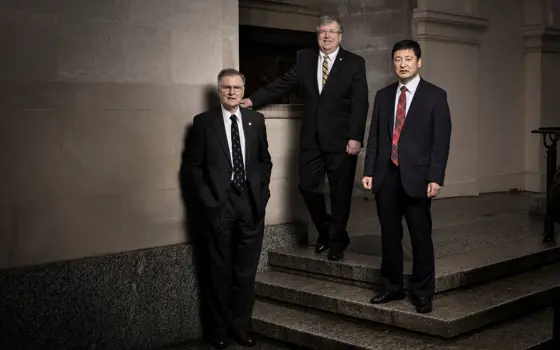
[211,109,232,168]
[240,108,253,166]
[400,78,426,135]
[307,49,320,96]
[321,48,345,95]
[387,82,398,137]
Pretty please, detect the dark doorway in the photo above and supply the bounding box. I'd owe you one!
[239,25,316,104]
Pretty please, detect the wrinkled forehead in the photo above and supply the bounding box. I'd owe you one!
[219,74,244,86]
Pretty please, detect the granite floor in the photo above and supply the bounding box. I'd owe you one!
[308,192,550,261]
[160,334,301,349]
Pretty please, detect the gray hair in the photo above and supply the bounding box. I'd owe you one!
[217,68,246,85]
[317,15,343,33]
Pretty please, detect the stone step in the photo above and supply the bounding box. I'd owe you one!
[268,234,560,293]
[252,299,554,350]
[254,262,560,338]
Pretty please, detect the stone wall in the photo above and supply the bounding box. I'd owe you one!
[0,0,238,346]
[0,222,306,349]
[0,2,311,347]
[0,0,237,269]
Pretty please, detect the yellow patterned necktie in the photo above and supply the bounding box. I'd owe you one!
[322,55,329,87]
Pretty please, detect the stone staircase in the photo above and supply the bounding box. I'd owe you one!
[250,237,560,349]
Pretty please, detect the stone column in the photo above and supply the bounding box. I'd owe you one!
[412,0,488,197]
[522,0,560,192]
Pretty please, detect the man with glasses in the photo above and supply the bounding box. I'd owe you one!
[241,15,369,261]
[183,68,272,348]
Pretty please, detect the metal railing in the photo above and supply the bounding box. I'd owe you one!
[531,127,560,243]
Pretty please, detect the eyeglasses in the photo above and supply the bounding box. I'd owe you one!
[219,85,244,92]
[317,29,341,35]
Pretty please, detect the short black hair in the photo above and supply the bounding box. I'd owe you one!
[391,40,421,59]
[217,68,246,84]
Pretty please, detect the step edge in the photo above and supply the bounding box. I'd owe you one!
[252,300,555,350]
[267,248,560,293]
[255,270,560,337]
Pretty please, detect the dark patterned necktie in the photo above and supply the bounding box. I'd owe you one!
[391,86,408,166]
[230,115,245,192]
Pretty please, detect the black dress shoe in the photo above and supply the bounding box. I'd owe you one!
[227,330,256,347]
[208,337,228,349]
[327,234,350,261]
[369,291,405,304]
[412,296,433,313]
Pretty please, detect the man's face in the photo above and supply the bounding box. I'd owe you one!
[317,21,342,54]
[393,49,422,81]
[218,75,244,110]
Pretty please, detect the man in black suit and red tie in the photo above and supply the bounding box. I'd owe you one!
[241,15,369,261]
[183,68,272,348]
[362,40,452,313]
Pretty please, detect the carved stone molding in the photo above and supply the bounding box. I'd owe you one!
[413,9,488,45]
[522,25,560,53]
[239,0,319,32]
[239,0,318,16]
[258,104,304,119]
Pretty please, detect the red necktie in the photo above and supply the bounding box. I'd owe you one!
[391,86,407,166]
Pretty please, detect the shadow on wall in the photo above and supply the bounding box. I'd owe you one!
[177,84,220,340]
[277,116,305,227]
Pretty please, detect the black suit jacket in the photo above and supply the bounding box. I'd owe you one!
[182,107,273,219]
[250,46,369,152]
[364,78,452,198]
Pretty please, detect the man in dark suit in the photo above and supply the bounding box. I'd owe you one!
[362,40,452,313]
[240,15,369,261]
[183,68,272,349]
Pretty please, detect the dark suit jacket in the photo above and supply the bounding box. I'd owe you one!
[182,107,273,220]
[363,78,452,198]
[250,46,369,152]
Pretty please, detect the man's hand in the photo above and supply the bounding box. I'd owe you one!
[427,182,440,198]
[362,176,373,190]
[346,139,361,155]
[240,98,253,108]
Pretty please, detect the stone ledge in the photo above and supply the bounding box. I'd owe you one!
[239,0,319,16]
[259,221,308,271]
[253,300,554,350]
[267,234,560,293]
[255,262,560,338]
[257,104,304,119]
[523,25,560,53]
[239,0,319,32]
[413,9,488,45]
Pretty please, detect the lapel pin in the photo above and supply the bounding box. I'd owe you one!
[248,122,252,126]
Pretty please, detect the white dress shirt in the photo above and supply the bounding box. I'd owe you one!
[221,105,246,180]
[393,74,421,129]
[317,47,340,94]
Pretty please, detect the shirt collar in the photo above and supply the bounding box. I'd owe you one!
[221,105,241,123]
[398,74,421,93]
[319,46,340,61]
